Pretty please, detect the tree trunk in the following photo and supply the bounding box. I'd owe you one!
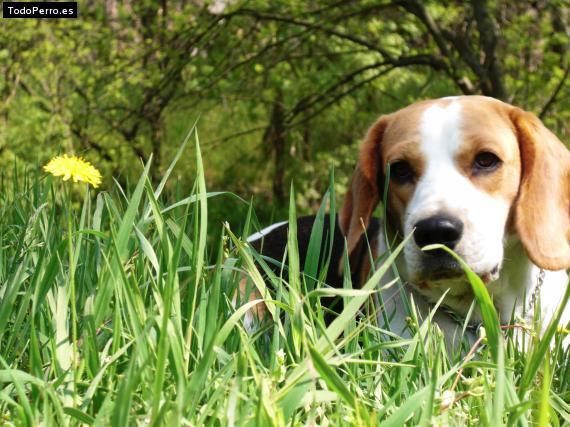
[150,117,163,184]
[263,90,287,206]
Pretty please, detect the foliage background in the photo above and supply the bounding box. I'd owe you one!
[1,0,569,223]
[0,2,569,424]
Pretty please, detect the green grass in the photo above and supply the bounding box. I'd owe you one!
[0,130,569,426]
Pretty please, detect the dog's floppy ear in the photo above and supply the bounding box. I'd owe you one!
[511,108,570,270]
[340,116,389,263]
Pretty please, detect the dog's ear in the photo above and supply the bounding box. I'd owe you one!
[511,108,570,270]
[340,116,389,264]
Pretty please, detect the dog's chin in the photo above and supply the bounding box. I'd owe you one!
[420,255,463,279]
[409,255,501,286]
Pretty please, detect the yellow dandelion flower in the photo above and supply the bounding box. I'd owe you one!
[44,154,102,188]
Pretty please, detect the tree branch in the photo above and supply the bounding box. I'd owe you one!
[472,0,506,99]
[287,67,399,130]
[539,60,570,119]
[286,54,448,122]
[398,0,477,95]
[286,61,391,120]
[230,8,400,61]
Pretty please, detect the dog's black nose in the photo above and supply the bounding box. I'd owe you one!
[414,215,463,252]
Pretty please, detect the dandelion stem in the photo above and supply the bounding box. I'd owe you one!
[66,185,78,405]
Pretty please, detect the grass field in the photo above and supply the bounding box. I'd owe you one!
[1,130,569,426]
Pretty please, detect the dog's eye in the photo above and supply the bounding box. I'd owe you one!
[473,151,501,172]
[390,161,415,183]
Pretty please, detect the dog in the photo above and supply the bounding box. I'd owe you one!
[243,96,570,347]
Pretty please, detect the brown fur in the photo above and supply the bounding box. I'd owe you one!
[510,108,570,270]
[236,277,267,320]
[340,116,388,256]
[456,101,521,199]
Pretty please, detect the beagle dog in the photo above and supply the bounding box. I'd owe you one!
[245,96,570,346]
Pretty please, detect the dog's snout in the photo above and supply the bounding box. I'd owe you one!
[414,215,464,252]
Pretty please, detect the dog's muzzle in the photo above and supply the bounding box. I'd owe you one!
[412,213,466,279]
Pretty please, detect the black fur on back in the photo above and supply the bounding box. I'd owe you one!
[248,215,380,316]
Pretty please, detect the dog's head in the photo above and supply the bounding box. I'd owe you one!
[340,96,570,295]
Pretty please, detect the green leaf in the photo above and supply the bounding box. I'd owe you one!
[307,343,356,409]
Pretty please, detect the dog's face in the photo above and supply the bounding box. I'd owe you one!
[341,96,570,300]
[384,98,521,288]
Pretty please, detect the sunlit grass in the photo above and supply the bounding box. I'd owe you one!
[0,129,569,426]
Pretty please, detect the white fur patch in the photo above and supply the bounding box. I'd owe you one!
[246,221,288,242]
[402,101,511,316]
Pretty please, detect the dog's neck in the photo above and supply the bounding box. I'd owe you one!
[491,235,570,329]
[487,235,540,324]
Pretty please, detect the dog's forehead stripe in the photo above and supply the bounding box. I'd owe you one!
[419,101,462,164]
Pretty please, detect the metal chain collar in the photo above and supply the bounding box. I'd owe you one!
[527,268,546,312]
[431,268,546,333]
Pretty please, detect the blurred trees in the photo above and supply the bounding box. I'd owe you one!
[0,0,568,218]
